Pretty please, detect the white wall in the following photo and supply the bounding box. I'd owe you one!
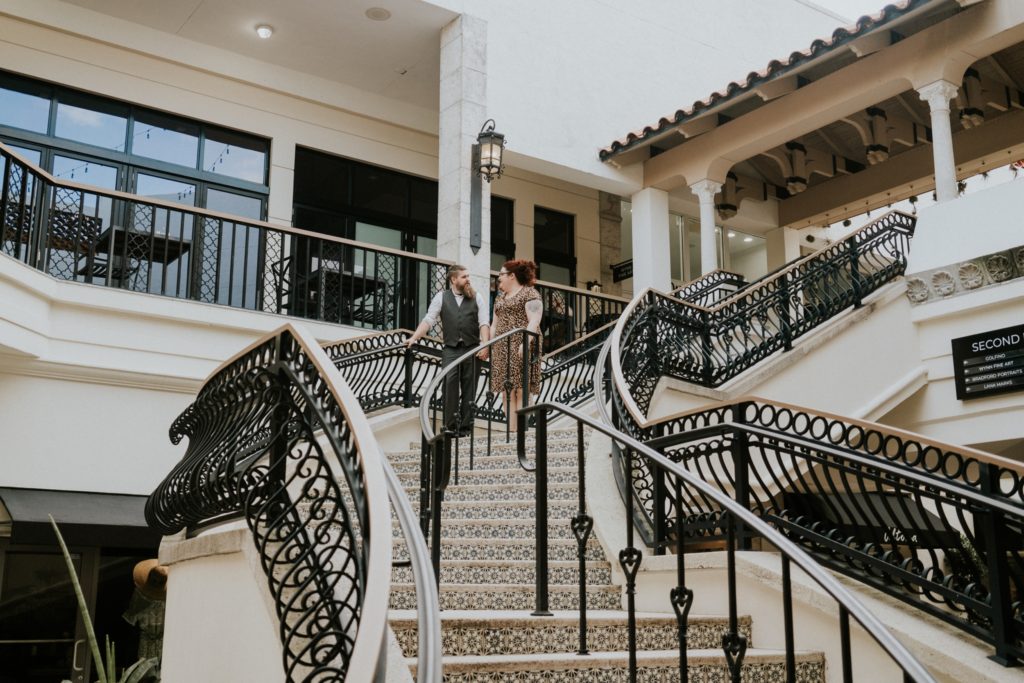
[429,0,849,192]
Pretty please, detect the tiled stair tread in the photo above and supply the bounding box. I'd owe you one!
[392,582,618,592]
[391,439,582,459]
[408,648,825,670]
[402,481,578,498]
[396,464,578,481]
[392,537,604,561]
[406,431,581,450]
[400,559,610,569]
[389,452,582,471]
[389,609,745,627]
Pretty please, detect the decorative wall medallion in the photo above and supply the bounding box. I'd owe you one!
[985,254,1013,282]
[906,278,930,303]
[957,262,985,290]
[931,270,956,297]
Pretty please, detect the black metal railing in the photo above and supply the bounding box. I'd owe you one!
[489,273,627,352]
[671,268,747,307]
[517,399,936,683]
[614,211,915,410]
[1,142,450,331]
[145,324,441,682]
[604,387,1024,664]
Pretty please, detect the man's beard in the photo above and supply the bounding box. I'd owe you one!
[461,282,475,299]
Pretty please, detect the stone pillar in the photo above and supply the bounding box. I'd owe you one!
[437,15,490,281]
[598,191,623,296]
[691,179,723,274]
[917,80,959,204]
[630,187,671,294]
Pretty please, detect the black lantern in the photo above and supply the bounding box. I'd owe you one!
[475,119,505,182]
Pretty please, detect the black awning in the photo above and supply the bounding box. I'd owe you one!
[0,487,160,549]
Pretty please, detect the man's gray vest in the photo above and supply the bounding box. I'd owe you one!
[440,289,480,347]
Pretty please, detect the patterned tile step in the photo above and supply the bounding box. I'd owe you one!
[391,559,612,586]
[392,538,605,562]
[391,437,582,462]
[389,450,582,474]
[390,610,751,657]
[388,583,622,611]
[406,430,581,451]
[398,499,580,521]
[392,518,577,540]
[407,649,825,682]
[396,465,578,488]
[402,481,579,503]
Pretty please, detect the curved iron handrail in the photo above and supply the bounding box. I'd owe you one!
[519,400,937,683]
[145,324,402,681]
[670,268,747,307]
[611,210,916,415]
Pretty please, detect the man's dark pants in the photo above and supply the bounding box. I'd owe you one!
[441,343,477,433]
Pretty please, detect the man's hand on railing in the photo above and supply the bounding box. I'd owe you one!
[476,347,489,360]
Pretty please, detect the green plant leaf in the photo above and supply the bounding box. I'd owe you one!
[49,515,109,683]
[121,657,159,683]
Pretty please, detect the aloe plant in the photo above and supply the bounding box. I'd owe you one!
[49,515,160,683]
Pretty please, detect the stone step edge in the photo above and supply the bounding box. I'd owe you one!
[388,609,742,627]
[393,559,610,569]
[392,537,600,548]
[396,464,578,478]
[390,582,618,592]
[407,648,825,671]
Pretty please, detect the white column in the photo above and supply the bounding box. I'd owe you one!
[691,179,723,274]
[630,187,671,293]
[917,80,959,203]
[437,15,490,281]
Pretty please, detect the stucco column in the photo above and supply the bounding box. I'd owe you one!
[437,15,490,280]
[691,179,723,274]
[917,80,959,203]
[630,187,671,293]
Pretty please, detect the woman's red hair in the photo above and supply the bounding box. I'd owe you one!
[502,259,537,286]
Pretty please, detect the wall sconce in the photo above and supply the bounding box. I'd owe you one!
[474,119,506,182]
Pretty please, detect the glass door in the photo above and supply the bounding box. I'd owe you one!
[0,548,97,683]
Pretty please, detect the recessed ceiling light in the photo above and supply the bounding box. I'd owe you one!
[255,24,274,39]
[365,7,391,21]
[728,232,736,238]
[743,237,753,242]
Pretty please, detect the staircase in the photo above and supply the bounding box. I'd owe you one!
[387,429,826,681]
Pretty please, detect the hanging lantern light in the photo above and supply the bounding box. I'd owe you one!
[475,119,506,182]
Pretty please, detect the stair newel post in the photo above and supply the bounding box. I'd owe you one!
[518,330,531,456]
[532,408,553,617]
[778,271,793,352]
[782,555,796,683]
[469,356,476,471]
[485,390,494,458]
[419,434,431,537]
[732,402,752,551]
[619,442,643,683]
[652,422,667,555]
[430,434,449,589]
[572,419,593,654]
[671,475,693,683]
[721,510,747,683]
[402,343,414,408]
[847,235,863,308]
[978,462,1016,665]
[700,310,714,386]
[839,606,853,683]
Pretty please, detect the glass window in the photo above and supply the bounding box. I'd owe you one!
[203,128,267,184]
[132,113,199,168]
[55,98,128,151]
[410,178,437,224]
[351,165,407,217]
[53,155,118,229]
[535,206,575,286]
[5,143,42,166]
[725,228,768,281]
[206,188,262,220]
[0,84,50,133]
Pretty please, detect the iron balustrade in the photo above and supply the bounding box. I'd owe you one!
[0,142,450,331]
[515,399,937,683]
[614,211,915,411]
[145,324,441,682]
[489,273,628,351]
[671,268,748,307]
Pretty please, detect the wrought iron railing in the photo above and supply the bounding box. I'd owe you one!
[614,211,915,411]
[145,324,441,682]
[0,142,449,330]
[516,400,937,683]
[603,389,1024,664]
[489,273,627,351]
[671,268,747,307]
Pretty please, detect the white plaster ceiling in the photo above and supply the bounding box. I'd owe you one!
[59,0,457,109]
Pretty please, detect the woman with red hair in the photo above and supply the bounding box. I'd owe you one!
[479,259,543,430]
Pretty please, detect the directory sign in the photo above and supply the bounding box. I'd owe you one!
[952,324,1024,400]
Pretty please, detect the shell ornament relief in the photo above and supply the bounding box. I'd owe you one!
[906,278,930,303]
[985,253,1013,282]
[957,262,986,290]
[930,270,957,297]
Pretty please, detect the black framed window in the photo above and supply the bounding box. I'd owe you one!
[490,195,515,271]
[534,206,575,286]
[0,69,269,216]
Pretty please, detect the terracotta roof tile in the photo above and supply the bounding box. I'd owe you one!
[599,0,932,162]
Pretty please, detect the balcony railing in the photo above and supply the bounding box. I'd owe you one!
[1,142,449,330]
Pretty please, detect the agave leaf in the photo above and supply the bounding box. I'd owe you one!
[49,515,109,683]
[121,657,160,683]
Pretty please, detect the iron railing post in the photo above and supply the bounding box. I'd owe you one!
[430,436,448,588]
[700,310,714,386]
[979,463,1016,665]
[419,434,431,538]
[572,419,593,654]
[733,402,752,551]
[779,271,793,352]
[848,236,863,308]
[722,511,747,683]
[532,408,552,616]
[403,345,414,408]
[652,421,667,555]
